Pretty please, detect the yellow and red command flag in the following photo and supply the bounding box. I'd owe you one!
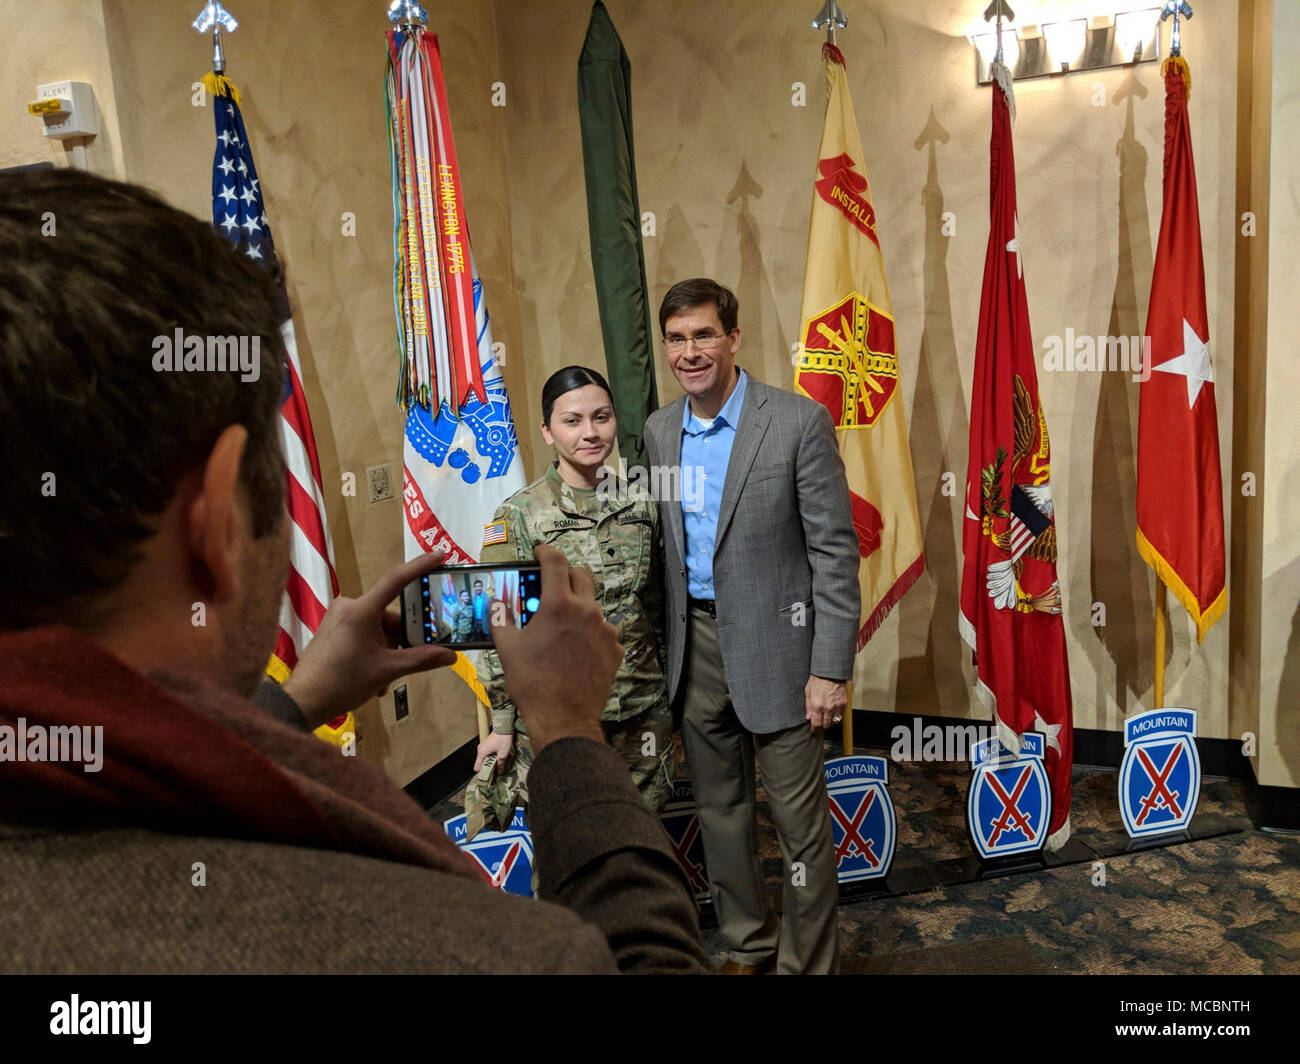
[795,43,924,651]
[1136,56,1226,642]
[959,63,1073,850]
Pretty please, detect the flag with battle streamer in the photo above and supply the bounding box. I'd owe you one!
[386,23,524,702]
[794,43,924,651]
[959,62,1074,849]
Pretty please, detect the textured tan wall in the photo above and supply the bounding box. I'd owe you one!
[1230,0,1267,782]
[93,0,525,785]
[499,0,1241,737]
[1228,0,1299,789]
[0,0,125,175]
[1259,2,1299,786]
[4,0,1285,786]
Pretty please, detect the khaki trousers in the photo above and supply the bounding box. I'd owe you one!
[680,606,839,974]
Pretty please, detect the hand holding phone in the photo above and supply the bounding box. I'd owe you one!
[282,551,458,729]
[401,562,542,650]
[489,545,623,754]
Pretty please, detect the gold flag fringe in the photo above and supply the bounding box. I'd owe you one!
[202,72,242,107]
[452,650,490,707]
[1161,55,1191,98]
[1136,526,1225,643]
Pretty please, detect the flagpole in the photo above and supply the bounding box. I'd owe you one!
[1161,1,1193,59]
[1154,579,1168,707]
[983,0,1016,64]
[1150,2,1192,715]
[191,2,238,74]
[811,0,846,46]
[811,0,853,756]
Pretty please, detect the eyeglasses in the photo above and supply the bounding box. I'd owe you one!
[664,330,732,353]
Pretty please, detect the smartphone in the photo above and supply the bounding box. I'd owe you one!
[400,561,542,650]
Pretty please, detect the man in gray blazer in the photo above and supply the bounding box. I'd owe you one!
[644,278,861,974]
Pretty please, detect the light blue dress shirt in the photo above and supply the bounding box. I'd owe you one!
[680,369,748,600]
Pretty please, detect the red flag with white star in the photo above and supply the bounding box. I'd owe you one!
[959,64,1074,849]
[1136,56,1226,642]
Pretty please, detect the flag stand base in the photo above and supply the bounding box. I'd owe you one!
[936,850,1046,884]
[1076,812,1240,858]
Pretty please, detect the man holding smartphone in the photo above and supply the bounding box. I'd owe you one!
[0,168,706,975]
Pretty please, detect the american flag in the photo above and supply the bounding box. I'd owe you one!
[207,76,340,693]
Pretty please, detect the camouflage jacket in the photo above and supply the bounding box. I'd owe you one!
[477,463,667,735]
[451,601,474,640]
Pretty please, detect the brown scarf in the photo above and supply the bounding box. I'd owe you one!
[0,626,480,882]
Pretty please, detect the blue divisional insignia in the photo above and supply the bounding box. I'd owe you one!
[659,778,711,902]
[824,756,895,882]
[406,390,519,485]
[444,808,534,897]
[967,732,1050,859]
[1119,708,1200,838]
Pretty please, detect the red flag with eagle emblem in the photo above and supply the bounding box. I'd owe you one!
[795,43,924,651]
[959,63,1073,850]
[1136,56,1226,643]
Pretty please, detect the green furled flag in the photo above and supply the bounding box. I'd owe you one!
[578,0,657,468]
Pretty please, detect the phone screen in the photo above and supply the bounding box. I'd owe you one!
[401,562,542,650]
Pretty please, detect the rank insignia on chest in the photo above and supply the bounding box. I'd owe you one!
[482,521,508,547]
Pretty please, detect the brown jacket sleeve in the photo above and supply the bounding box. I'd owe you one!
[526,736,710,973]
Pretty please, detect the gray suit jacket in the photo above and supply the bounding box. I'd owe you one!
[645,375,860,733]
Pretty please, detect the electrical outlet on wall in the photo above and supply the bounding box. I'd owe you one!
[394,684,409,721]
[366,464,393,503]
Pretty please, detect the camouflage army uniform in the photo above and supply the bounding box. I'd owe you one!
[451,600,474,641]
[465,463,674,838]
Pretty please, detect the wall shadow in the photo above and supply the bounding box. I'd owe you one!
[893,106,969,718]
[717,160,790,389]
[1086,67,1155,727]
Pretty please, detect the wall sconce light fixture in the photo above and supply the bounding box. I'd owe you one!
[969,6,1161,84]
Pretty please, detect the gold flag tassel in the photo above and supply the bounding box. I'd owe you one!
[201,72,241,106]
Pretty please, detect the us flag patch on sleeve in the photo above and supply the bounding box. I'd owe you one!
[482,521,508,546]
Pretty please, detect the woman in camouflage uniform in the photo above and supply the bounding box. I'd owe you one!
[469,366,674,832]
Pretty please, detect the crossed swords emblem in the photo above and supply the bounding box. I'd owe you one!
[984,764,1036,846]
[1134,744,1185,825]
[667,817,710,894]
[829,790,879,867]
[469,839,525,890]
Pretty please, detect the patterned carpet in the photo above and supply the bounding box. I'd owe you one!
[725,748,1300,975]
[428,744,1300,975]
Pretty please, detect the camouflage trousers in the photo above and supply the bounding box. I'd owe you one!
[463,697,675,842]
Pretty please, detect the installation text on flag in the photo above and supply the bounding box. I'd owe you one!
[794,42,924,653]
